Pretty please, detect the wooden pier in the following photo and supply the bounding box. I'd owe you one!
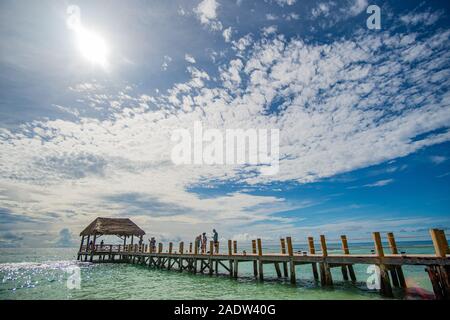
[77,218,450,299]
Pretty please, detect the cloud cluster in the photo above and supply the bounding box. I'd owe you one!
[194,0,222,31]
[0,9,449,241]
[400,8,443,26]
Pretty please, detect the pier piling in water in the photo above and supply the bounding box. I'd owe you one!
[308,236,319,281]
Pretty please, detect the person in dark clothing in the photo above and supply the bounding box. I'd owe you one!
[212,229,219,253]
[201,232,207,253]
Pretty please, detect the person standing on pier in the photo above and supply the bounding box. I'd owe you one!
[201,232,207,254]
[213,229,219,253]
[149,237,156,253]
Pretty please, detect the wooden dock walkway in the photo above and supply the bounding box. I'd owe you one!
[77,229,450,299]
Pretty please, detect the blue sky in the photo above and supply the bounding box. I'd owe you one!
[0,0,449,247]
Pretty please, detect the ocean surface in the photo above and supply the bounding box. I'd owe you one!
[0,241,437,300]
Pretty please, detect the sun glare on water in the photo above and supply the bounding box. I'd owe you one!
[67,5,109,69]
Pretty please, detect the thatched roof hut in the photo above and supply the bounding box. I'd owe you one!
[77,217,146,261]
[80,217,145,237]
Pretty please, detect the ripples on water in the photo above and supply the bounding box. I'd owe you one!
[0,245,435,300]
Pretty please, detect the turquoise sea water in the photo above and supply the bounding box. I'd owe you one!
[0,242,436,300]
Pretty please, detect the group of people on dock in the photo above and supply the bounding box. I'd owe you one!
[145,229,219,254]
[195,229,219,254]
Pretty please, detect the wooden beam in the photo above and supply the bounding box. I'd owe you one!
[252,240,257,278]
[431,229,446,257]
[373,232,384,257]
[228,240,233,278]
[340,235,356,282]
[179,242,184,272]
[387,232,406,288]
[257,238,264,281]
[286,237,296,284]
[280,238,288,277]
[308,236,319,281]
[373,232,393,297]
[438,230,449,254]
[274,262,282,278]
[320,235,328,257]
[78,236,85,260]
[319,235,333,286]
[209,241,214,275]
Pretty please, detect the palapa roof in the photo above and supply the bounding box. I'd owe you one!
[80,217,145,237]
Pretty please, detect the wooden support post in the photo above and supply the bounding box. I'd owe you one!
[373,232,393,297]
[426,266,444,300]
[90,234,97,262]
[189,242,192,254]
[340,235,356,282]
[320,235,333,286]
[228,240,233,278]
[232,240,238,278]
[286,237,296,284]
[274,262,282,278]
[193,241,198,274]
[257,238,264,281]
[78,236,85,260]
[280,238,288,277]
[209,241,214,275]
[429,229,450,299]
[308,236,319,281]
[168,242,173,270]
[252,240,258,278]
[179,242,184,272]
[158,243,163,253]
[438,229,449,254]
[431,229,447,258]
[387,232,406,288]
[85,235,91,252]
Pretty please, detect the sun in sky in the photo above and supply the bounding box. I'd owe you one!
[66,5,109,68]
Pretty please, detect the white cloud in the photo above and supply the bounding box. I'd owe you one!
[347,0,368,17]
[400,9,443,26]
[185,54,196,64]
[312,3,331,18]
[430,155,447,165]
[1,23,450,241]
[272,0,296,6]
[262,25,277,36]
[161,55,172,70]
[194,0,222,30]
[364,179,394,188]
[222,27,232,42]
[266,13,278,21]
